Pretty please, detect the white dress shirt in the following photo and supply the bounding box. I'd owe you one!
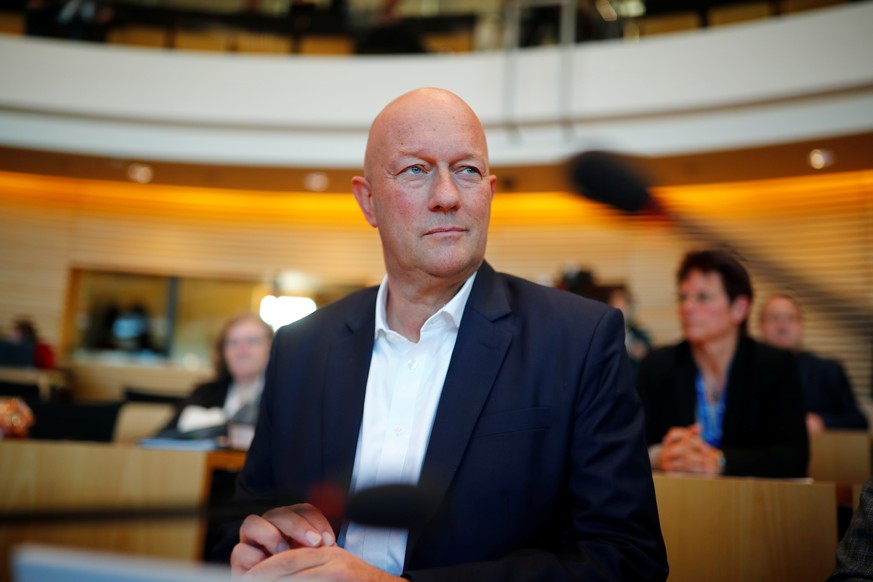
[342,273,476,575]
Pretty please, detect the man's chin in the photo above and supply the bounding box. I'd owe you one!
[423,254,483,280]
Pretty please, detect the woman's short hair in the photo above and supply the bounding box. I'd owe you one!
[677,249,754,333]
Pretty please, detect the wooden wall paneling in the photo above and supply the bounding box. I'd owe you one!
[235,31,292,54]
[107,25,169,48]
[0,187,75,350]
[0,170,870,405]
[174,28,233,52]
[639,12,701,36]
[779,0,847,14]
[709,2,774,27]
[298,35,355,55]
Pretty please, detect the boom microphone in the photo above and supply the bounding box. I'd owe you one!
[566,150,653,213]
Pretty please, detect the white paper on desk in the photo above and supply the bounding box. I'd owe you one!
[177,406,227,433]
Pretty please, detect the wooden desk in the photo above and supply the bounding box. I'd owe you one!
[808,430,872,506]
[808,430,872,484]
[0,440,245,582]
[654,473,838,582]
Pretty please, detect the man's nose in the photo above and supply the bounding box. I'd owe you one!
[429,169,461,211]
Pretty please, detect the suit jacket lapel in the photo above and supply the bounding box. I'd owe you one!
[322,289,377,490]
[408,262,513,555]
[676,342,698,425]
[721,335,750,442]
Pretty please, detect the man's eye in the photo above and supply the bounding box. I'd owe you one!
[461,166,482,176]
[406,166,424,175]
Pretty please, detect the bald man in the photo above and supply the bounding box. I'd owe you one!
[220,88,667,581]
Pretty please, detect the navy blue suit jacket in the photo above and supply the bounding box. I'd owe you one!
[796,351,868,430]
[226,262,668,581]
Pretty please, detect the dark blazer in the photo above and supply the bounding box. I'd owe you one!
[796,351,868,430]
[221,262,668,581]
[636,336,809,478]
[161,378,230,432]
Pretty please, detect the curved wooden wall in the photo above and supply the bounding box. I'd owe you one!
[1,169,870,403]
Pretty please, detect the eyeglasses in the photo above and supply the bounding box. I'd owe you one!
[677,291,724,305]
[224,336,267,349]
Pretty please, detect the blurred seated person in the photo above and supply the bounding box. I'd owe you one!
[111,303,156,354]
[158,313,273,448]
[605,284,652,379]
[1,318,56,370]
[759,294,868,433]
[25,0,113,41]
[636,249,808,478]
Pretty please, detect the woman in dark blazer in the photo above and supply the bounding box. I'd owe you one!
[636,250,808,478]
[161,312,273,435]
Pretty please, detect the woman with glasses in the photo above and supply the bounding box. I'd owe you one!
[635,249,808,478]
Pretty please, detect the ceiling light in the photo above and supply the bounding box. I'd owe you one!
[126,162,154,184]
[808,149,834,170]
[304,172,329,192]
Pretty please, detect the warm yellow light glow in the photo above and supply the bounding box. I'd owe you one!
[0,168,871,227]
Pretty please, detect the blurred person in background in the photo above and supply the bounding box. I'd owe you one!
[759,294,868,433]
[159,313,273,449]
[605,284,652,379]
[636,249,808,478]
[10,317,56,370]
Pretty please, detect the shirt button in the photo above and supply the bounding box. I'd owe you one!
[407,359,417,370]
[394,426,404,435]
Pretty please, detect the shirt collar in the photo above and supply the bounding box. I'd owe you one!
[374,271,478,339]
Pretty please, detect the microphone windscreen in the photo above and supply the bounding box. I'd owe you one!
[345,484,434,529]
[566,151,652,213]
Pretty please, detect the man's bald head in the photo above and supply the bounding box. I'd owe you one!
[363,88,490,179]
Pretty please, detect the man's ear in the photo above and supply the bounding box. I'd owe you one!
[352,176,378,228]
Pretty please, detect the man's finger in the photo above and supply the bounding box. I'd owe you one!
[231,541,270,575]
[264,504,336,548]
[240,514,291,556]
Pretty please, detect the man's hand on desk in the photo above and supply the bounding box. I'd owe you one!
[231,503,405,581]
[238,545,406,581]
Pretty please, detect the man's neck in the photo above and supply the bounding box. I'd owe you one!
[384,271,472,342]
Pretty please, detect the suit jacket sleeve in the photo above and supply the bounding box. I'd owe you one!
[816,358,869,430]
